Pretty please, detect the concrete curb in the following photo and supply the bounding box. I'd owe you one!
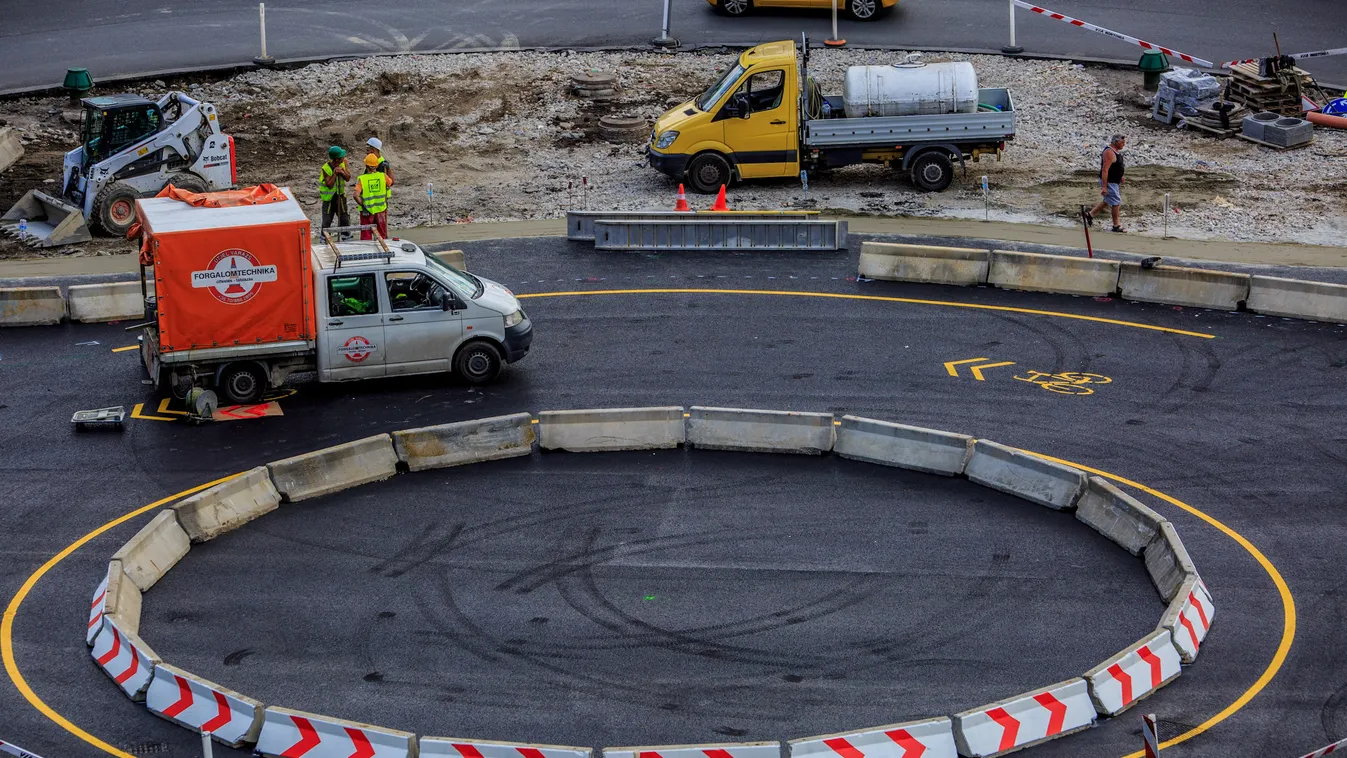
[392,412,536,471]
[537,406,685,452]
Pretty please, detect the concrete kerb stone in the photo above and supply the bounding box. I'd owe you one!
[420,737,591,758]
[111,510,191,593]
[988,250,1120,297]
[1083,628,1183,717]
[393,412,536,471]
[537,407,685,452]
[789,718,959,758]
[146,663,265,747]
[266,433,399,502]
[835,415,973,475]
[858,241,989,285]
[255,706,415,758]
[1074,476,1165,556]
[172,467,281,542]
[0,286,65,326]
[1143,520,1199,603]
[688,406,835,454]
[1119,262,1250,311]
[964,440,1087,511]
[953,677,1096,756]
[1248,275,1347,324]
[66,281,151,322]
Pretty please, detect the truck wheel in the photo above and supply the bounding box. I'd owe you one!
[909,152,955,192]
[848,0,882,19]
[167,172,208,194]
[454,341,503,385]
[717,0,752,16]
[93,181,141,236]
[687,153,732,194]
[218,363,267,404]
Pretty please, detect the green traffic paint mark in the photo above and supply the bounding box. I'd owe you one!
[643,595,656,601]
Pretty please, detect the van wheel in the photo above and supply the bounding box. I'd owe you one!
[455,341,502,385]
[218,363,267,404]
[687,153,733,194]
[718,0,752,16]
[93,181,140,236]
[909,152,955,192]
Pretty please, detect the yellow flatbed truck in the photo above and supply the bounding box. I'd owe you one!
[647,38,1015,193]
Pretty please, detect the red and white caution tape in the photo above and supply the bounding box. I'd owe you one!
[1301,738,1347,758]
[790,719,959,758]
[421,740,590,758]
[1221,46,1347,68]
[90,617,158,701]
[1013,0,1214,67]
[146,664,263,748]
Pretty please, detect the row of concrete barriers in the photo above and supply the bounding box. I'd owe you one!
[859,241,1347,325]
[0,250,467,326]
[88,406,1214,758]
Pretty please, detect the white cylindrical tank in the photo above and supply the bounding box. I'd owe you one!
[843,61,979,118]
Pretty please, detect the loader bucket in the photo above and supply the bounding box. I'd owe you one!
[0,190,92,248]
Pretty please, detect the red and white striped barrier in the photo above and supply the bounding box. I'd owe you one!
[1012,0,1213,67]
[87,569,110,645]
[90,617,159,701]
[1221,46,1347,68]
[420,738,591,758]
[1084,629,1183,716]
[1141,714,1159,757]
[1301,738,1347,757]
[953,678,1096,756]
[605,743,779,758]
[0,740,47,758]
[255,707,415,758]
[1160,577,1215,663]
[146,663,263,747]
[789,718,958,758]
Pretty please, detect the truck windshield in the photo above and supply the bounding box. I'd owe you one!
[696,63,746,111]
[425,253,484,299]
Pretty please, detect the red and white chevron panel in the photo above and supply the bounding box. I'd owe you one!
[605,742,779,758]
[1164,578,1215,663]
[953,678,1096,757]
[420,737,591,758]
[1085,630,1183,716]
[146,663,263,747]
[255,707,414,758]
[788,718,958,758]
[90,617,158,701]
[87,569,110,645]
[1301,738,1347,757]
[0,739,47,758]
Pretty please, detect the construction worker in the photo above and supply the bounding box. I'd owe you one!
[354,153,389,240]
[366,137,395,187]
[319,146,352,238]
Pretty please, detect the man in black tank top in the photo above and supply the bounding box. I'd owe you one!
[1086,134,1127,232]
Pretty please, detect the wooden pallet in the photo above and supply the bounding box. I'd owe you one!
[1227,62,1314,115]
[1185,119,1238,138]
[1237,132,1314,151]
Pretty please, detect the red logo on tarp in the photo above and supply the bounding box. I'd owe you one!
[339,335,375,363]
[191,249,278,305]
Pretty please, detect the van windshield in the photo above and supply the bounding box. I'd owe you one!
[696,63,746,111]
[425,253,484,299]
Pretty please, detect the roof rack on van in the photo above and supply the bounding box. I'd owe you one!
[323,225,393,268]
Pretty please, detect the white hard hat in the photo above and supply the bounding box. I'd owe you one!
[366,137,383,150]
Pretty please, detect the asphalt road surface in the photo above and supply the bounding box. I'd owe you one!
[2,0,1344,93]
[1,236,1345,758]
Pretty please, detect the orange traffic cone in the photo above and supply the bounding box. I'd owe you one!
[710,184,729,212]
[674,184,691,212]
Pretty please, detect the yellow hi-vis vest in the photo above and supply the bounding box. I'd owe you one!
[357,172,388,214]
[319,163,346,202]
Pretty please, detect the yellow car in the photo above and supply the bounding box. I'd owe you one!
[708,0,898,21]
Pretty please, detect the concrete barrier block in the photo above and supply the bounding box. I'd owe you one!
[607,743,778,758]
[538,407,684,452]
[688,406,834,454]
[0,286,65,326]
[1143,521,1198,602]
[111,510,191,592]
[0,127,24,173]
[66,281,148,322]
[256,707,415,758]
[421,738,590,758]
[1075,476,1165,556]
[431,249,466,271]
[954,678,1096,756]
[965,440,1087,511]
[91,617,161,701]
[790,718,958,758]
[835,415,972,475]
[393,412,535,471]
[148,663,264,746]
[88,560,142,643]
[1158,575,1215,663]
[858,242,989,285]
[1083,628,1183,716]
[1247,276,1347,324]
[172,466,281,542]
[988,250,1120,297]
[266,433,398,502]
[1119,263,1249,310]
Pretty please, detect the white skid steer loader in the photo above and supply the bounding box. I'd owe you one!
[0,92,235,247]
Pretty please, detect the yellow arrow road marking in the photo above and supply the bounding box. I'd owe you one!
[944,358,989,377]
[129,403,176,422]
[155,398,189,416]
[969,361,1016,381]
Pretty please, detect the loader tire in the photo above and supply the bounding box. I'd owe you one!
[93,181,140,237]
[167,172,208,194]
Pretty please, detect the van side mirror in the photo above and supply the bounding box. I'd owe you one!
[731,93,751,118]
[442,299,453,311]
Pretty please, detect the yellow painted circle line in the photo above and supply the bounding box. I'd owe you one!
[515,288,1217,339]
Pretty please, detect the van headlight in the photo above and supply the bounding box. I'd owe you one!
[655,131,679,149]
[504,309,525,328]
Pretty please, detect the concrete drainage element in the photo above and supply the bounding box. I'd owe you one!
[571,71,618,100]
[1241,111,1280,141]
[1262,116,1313,147]
[598,114,648,143]
[88,406,1216,758]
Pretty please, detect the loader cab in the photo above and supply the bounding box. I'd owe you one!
[81,95,164,168]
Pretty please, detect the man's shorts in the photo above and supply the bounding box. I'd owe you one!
[1102,182,1122,207]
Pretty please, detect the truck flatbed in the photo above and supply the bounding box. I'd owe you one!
[804,88,1015,148]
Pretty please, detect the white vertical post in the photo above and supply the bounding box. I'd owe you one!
[652,0,677,48]
[825,0,846,46]
[1003,0,1023,54]
[1163,192,1170,238]
[1142,713,1159,756]
[201,731,214,758]
[982,175,990,220]
[254,3,275,65]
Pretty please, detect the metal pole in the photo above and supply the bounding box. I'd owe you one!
[825,0,846,47]
[1002,0,1023,54]
[254,3,275,66]
[201,731,214,758]
[1142,713,1159,756]
[982,175,989,220]
[652,0,678,48]
[1163,193,1170,238]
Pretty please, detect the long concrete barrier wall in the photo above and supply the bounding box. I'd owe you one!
[964,440,1087,511]
[111,510,191,592]
[172,467,280,542]
[393,412,536,471]
[858,242,989,285]
[537,407,685,452]
[0,286,65,326]
[1248,275,1347,324]
[1074,476,1165,556]
[688,406,835,454]
[989,250,1120,297]
[1119,262,1249,310]
[266,433,399,502]
[834,415,972,475]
